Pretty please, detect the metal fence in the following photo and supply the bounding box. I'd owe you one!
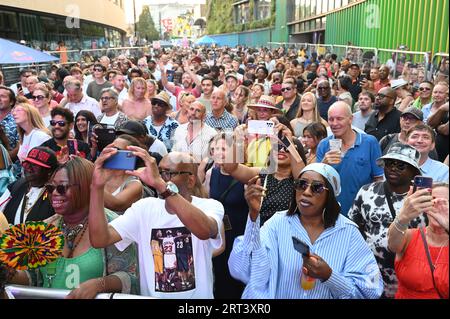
[377,49,431,80]
[4,284,153,299]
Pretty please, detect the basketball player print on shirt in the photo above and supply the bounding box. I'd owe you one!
[151,227,195,292]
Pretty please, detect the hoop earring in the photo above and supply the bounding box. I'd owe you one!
[322,209,326,224]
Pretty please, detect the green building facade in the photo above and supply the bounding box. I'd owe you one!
[207,0,448,55]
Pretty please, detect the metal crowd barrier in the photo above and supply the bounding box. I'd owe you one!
[377,48,430,80]
[431,52,449,79]
[4,284,153,299]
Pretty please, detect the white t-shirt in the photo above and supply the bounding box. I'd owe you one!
[118,88,128,105]
[110,196,224,299]
[17,129,52,162]
[99,112,120,126]
[66,95,102,118]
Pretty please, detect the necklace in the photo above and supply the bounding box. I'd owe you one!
[432,240,449,268]
[59,217,88,252]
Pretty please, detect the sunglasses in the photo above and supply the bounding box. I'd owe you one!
[376,93,394,99]
[294,179,329,194]
[152,100,167,107]
[50,120,67,127]
[418,87,432,91]
[317,86,329,90]
[93,68,104,72]
[159,170,192,180]
[32,95,46,101]
[22,161,42,173]
[100,96,115,101]
[45,184,78,195]
[384,160,408,171]
[281,87,293,92]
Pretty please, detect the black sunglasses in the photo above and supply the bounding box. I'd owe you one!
[418,87,432,91]
[376,93,394,100]
[294,179,329,194]
[32,95,46,101]
[384,160,408,171]
[50,120,67,127]
[281,87,293,92]
[45,184,78,195]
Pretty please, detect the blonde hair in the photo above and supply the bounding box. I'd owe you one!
[15,99,51,142]
[129,77,148,100]
[296,92,322,123]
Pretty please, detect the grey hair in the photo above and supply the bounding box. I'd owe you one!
[101,87,118,100]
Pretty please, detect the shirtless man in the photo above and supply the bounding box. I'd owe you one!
[120,77,152,121]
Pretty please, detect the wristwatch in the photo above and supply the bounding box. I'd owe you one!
[159,181,179,199]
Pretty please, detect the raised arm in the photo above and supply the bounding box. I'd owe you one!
[158,60,176,95]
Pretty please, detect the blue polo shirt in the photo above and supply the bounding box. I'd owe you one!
[317,131,384,216]
[420,157,449,182]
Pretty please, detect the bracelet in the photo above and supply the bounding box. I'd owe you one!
[97,277,106,293]
[393,221,406,235]
[394,216,408,229]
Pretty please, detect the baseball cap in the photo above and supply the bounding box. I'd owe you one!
[225,72,239,81]
[117,120,148,136]
[402,106,424,121]
[23,147,58,169]
[376,142,421,173]
[349,63,360,69]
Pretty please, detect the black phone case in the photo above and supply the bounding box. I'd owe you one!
[292,236,310,256]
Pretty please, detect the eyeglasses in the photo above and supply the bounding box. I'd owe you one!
[376,93,394,99]
[45,184,78,195]
[384,160,408,171]
[418,87,432,91]
[100,96,115,101]
[32,95,46,101]
[93,68,104,72]
[159,170,192,180]
[50,120,67,127]
[281,87,293,93]
[294,179,329,194]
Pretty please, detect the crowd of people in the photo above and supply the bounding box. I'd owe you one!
[0,44,448,299]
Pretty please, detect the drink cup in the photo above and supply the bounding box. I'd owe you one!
[300,271,316,290]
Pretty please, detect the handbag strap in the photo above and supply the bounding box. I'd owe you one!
[219,178,239,203]
[419,227,444,299]
[383,181,396,219]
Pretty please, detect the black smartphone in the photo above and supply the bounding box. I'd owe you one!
[103,150,137,170]
[413,176,433,193]
[167,69,175,82]
[292,237,310,257]
[17,83,22,91]
[94,126,116,152]
[67,139,77,155]
[278,130,292,151]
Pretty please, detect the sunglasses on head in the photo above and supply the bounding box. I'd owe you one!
[50,120,67,127]
[384,160,408,171]
[294,179,329,194]
[45,184,78,195]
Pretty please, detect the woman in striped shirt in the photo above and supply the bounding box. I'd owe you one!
[228,163,383,299]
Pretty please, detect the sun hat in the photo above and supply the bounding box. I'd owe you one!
[248,95,282,113]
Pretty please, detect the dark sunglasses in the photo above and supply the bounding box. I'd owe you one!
[376,93,394,99]
[152,100,167,107]
[45,184,78,195]
[294,179,329,194]
[418,87,432,91]
[385,160,408,171]
[50,120,67,127]
[281,87,293,93]
[317,86,330,90]
[32,95,46,101]
[159,170,192,180]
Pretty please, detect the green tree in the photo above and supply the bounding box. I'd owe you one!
[137,5,159,41]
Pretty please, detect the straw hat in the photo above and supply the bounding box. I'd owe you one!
[248,95,282,113]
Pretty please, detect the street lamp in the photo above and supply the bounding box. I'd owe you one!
[133,0,137,42]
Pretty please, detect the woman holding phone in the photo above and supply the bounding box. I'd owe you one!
[228,163,383,298]
[388,182,449,299]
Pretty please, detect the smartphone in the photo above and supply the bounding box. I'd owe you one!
[247,120,275,135]
[94,126,116,152]
[167,69,175,82]
[292,237,310,257]
[413,176,433,193]
[17,83,22,91]
[103,150,137,170]
[67,139,78,155]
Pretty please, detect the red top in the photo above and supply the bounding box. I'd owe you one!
[395,228,449,299]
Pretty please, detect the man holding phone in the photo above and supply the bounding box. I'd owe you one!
[40,107,91,164]
[89,150,224,298]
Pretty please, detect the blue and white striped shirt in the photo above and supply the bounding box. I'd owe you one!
[228,211,383,299]
[205,110,238,131]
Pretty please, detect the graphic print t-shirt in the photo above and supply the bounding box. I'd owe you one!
[110,196,224,298]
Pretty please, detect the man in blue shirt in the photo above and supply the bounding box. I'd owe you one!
[406,124,449,182]
[317,102,384,216]
[205,89,238,131]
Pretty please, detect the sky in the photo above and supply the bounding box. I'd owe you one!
[124,0,205,24]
